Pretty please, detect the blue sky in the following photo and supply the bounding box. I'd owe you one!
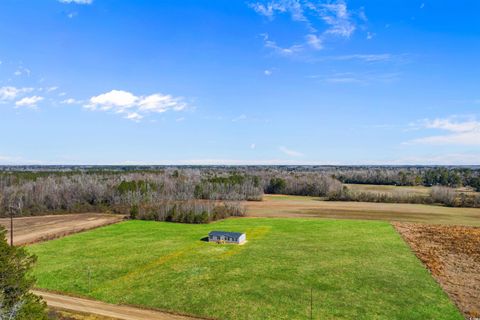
[0,0,479,165]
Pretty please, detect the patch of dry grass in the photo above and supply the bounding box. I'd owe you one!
[246,194,480,226]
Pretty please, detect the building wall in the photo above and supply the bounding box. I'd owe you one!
[238,234,246,243]
[209,234,245,244]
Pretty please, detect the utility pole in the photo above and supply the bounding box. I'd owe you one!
[10,208,13,246]
[8,196,22,247]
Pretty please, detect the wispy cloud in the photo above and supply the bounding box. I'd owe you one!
[329,53,393,62]
[13,66,31,77]
[249,0,306,22]
[323,71,400,84]
[0,154,42,165]
[306,34,323,50]
[315,0,356,38]
[388,153,480,165]
[59,0,93,4]
[262,33,304,56]
[407,117,480,145]
[84,89,188,121]
[0,86,33,101]
[15,96,44,108]
[279,146,304,157]
[61,98,82,104]
[251,0,364,56]
[232,114,248,122]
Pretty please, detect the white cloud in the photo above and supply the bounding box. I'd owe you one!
[125,112,143,122]
[249,2,286,18]
[138,93,186,112]
[250,143,256,149]
[331,53,393,62]
[87,90,137,111]
[279,146,304,157]
[318,0,356,38]
[389,153,480,165]
[326,74,362,84]
[366,32,375,40]
[264,69,273,76]
[249,0,306,22]
[13,66,31,77]
[61,98,81,104]
[252,1,362,56]
[0,86,33,101]
[424,118,479,132]
[15,96,44,108]
[59,0,93,4]
[407,117,480,146]
[262,33,303,56]
[84,89,187,121]
[323,71,399,84]
[306,34,323,50]
[0,154,42,165]
[46,86,59,93]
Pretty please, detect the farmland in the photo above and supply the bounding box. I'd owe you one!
[395,223,480,318]
[246,194,480,226]
[0,213,123,245]
[29,219,461,320]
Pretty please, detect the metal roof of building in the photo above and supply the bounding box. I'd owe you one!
[208,231,245,238]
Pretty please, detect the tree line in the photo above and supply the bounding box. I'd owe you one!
[1,166,479,219]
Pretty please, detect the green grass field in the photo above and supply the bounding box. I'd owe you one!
[29,219,462,320]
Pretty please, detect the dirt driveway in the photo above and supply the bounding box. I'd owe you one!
[0,213,124,245]
[34,290,201,320]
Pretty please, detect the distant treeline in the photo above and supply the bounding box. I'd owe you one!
[0,166,479,219]
[332,167,480,190]
[2,165,479,189]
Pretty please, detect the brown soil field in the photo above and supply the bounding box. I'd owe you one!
[246,195,480,226]
[0,213,124,245]
[394,223,480,318]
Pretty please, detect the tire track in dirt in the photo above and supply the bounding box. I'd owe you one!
[33,290,204,320]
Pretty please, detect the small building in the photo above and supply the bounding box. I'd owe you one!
[208,231,246,244]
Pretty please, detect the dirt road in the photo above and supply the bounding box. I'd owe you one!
[0,213,124,245]
[33,290,201,320]
[246,195,480,226]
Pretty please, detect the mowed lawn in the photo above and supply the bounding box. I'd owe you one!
[29,219,462,320]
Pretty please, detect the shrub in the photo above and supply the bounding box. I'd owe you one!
[267,178,286,194]
[431,186,457,207]
[0,227,48,320]
[129,204,139,220]
[133,200,245,224]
